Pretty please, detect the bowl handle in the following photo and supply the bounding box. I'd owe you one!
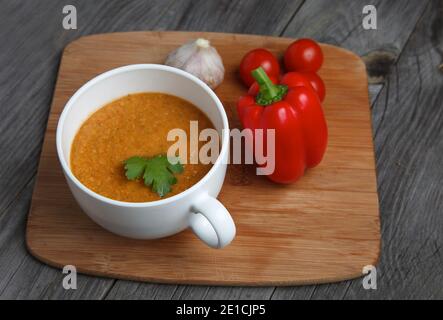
[189,194,236,249]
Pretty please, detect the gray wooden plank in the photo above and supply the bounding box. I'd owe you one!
[0,0,305,300]
[103,0,306,300]
[0,0,189,215]
[0,0,437,300]
[369,84,384,105]
[204,0,430,300]
[274,0,443,300]
[172,286,209,300]
[161,0,305,35]
[0,0,192,300]
[347,0,443,299]
[282,0,430,73]
[0,179,114,299]
[0,0,117,299]
[282,0,430,105]
[104,281,178,300]
[170,286,275,300]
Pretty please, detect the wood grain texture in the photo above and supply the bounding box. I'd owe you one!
[0,0,306,300]
[283,0,429,57]
[281,0,429,104]
[0,0,439,299]
[354,0,443,299]
[274,0,443,300]
[0,0,301,298]
[190,0,431,300]
[0,179,113,300]
[26,31,380,286]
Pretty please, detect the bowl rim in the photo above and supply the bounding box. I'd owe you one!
[56,63,230,208]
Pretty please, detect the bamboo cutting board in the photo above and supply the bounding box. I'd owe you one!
[26,31,380,285]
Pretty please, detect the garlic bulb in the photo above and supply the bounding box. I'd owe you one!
[165,38,225,89]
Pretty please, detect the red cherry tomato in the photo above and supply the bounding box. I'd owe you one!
[240,49,280,87]
[284,39,323,72]
[300,72,326,102]
[280,72,314,91]
[280,72,326,102]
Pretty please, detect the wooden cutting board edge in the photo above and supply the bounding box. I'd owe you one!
[25,232,380,286]
[25,31,381,286]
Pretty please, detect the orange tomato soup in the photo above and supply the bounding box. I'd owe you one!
[70,92,215,202]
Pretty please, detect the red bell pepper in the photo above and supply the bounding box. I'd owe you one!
[237,67,328,184]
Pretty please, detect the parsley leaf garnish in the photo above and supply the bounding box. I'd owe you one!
[124,155,184,197]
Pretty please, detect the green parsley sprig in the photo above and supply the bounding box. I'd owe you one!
[124,155,184,197]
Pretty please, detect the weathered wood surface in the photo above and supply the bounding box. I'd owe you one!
[27,32,381,286]
[0,0,441,299]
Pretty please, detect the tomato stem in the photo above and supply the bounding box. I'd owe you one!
[251,67,287,106]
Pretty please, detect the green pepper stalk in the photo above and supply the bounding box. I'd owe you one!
[251,67,288,106]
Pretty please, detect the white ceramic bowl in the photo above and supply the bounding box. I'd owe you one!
[56,64,236,248]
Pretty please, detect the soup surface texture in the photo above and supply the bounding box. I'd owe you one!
[71,92,215,202]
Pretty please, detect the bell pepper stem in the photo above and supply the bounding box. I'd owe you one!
[251,67,279,100]
[251,67,287,106]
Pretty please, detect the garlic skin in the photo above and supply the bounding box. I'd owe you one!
[165,38,225,89]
